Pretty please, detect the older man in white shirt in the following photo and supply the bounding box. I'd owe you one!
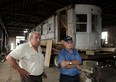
[6,31,47,82]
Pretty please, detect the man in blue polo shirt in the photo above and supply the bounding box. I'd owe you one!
[58,36,82,82]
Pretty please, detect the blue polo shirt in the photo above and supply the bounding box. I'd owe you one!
[58,48,82,76]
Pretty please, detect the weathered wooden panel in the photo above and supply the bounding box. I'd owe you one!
[44,40,52,67]
[40,16,55,39]
[67,8,74,38]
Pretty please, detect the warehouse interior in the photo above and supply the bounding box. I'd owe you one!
[0,0,116,82]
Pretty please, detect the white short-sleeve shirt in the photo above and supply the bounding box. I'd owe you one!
[9,42,44,75]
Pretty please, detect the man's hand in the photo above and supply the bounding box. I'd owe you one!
[76,65,81,70]
[72,60,80,65]
[17,68,30,78]
[61,61,70,67]
[6,55,30,78]
[42,72,47,79]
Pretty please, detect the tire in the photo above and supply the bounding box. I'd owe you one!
[114,61,116,68]
[0,58,6,63]
[0,55,6,63]
[54,55,59,67]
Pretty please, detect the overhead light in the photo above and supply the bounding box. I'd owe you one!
[23,29,28,33]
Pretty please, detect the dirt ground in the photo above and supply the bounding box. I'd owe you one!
[0,62,60,82]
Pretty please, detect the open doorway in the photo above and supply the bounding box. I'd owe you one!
[57,10,67,41]
[16,36,25,46]
[101,31,108,47]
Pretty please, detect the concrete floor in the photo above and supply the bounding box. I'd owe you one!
[1,62,116,82]
[0,62,60,82]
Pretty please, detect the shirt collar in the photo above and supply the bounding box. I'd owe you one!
[64,48,74,53]
[28,42,40,50]
[28,42,33,47]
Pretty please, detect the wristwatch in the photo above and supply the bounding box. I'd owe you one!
[69,61,72,65]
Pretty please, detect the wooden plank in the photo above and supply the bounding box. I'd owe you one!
[100,48,116,52]
[40,40,47,46]
[44,40,52,67]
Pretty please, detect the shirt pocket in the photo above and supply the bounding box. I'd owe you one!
[28,54,38,63]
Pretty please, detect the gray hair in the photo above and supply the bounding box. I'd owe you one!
[28,31,41,41]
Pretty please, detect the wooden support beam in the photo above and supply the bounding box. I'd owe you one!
[44,40,52,67]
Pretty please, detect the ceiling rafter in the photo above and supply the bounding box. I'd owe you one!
[0,9,45,18]
[1,0,24,10]
[1,0,34,12]
[0,0,116,37]
[36,0,65,7]
[6,25,32,29]
[36,2,52,16]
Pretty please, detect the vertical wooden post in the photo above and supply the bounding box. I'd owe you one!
[44,40,52,67]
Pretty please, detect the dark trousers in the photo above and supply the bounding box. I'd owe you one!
[20,75,42,82]
[60,74,80,82]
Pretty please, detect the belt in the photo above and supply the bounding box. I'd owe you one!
[29,74,42,77]
[61,74,79,78]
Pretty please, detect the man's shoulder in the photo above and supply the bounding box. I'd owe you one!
[73,48,78,51]
[16,42,29,49]
[59,49,65,53]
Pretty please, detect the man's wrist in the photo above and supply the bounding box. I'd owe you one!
[69,61,72,65]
